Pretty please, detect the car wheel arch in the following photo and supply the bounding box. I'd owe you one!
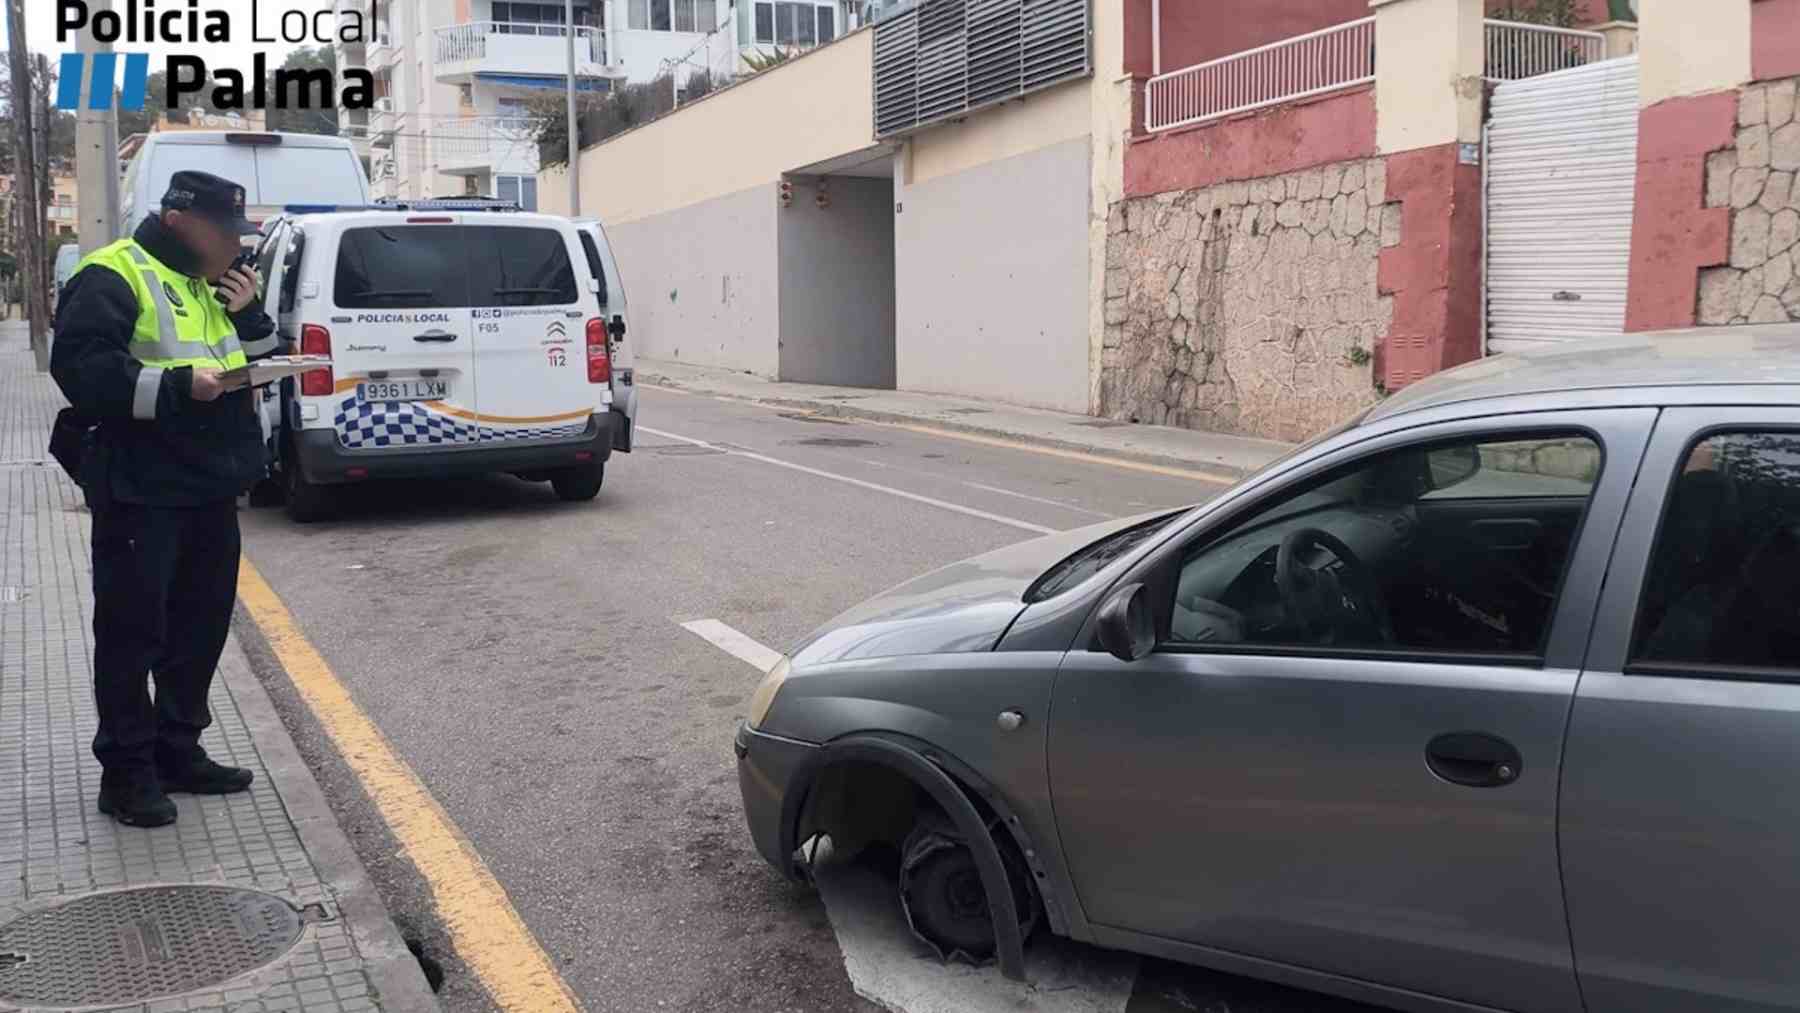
[780,732,1040,981]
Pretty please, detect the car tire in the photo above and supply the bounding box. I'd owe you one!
[550,461,604,502]
[897,810,1039,964]
[282,449,333,524]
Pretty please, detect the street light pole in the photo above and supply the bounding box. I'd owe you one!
[76,0,121,252]
[565,0,580,216]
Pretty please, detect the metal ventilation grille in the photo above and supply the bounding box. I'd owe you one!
[874,0,1089,139]
[873,12,920,137]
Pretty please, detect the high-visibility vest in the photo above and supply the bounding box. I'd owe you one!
[77,239,252,417]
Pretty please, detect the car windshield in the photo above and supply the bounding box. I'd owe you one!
[1026,514,1179,603]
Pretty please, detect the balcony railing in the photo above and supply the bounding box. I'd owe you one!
[435,21,605,70]
[433,116,543,175]
[1483,19,1605,82]
[1145,17,1375,134]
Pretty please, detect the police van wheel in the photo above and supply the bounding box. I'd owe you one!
[551,461,604,502]
[283,458,333,523]
[248,477,285,508]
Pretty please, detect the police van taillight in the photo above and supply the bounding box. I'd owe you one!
[300,325,334,396]
[585,318,611,384]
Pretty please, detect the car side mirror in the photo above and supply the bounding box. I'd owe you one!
[1425,444,1481,491]
[1096,582,1155,662]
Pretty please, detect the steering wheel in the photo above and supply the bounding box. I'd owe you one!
[1274,527,1393,646]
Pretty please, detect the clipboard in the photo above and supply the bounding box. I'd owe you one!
[218,355,334,389]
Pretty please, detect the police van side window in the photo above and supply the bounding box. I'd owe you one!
[577,231,609,306]
[334,226,474,308]
[465,227,578,307]
[278,231,306,315]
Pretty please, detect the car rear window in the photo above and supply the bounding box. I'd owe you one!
[334,226,473,308]
[466,226,579,306]
[333,224,579,309]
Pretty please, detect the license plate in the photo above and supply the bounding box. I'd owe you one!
[358,380,448,403]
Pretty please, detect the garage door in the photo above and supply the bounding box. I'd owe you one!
[1486,56,1639,355]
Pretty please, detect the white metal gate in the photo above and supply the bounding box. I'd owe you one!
[1485,56,1639,355]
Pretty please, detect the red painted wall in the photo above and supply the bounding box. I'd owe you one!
[1124,87,1377,197]
[1623,93,1738,332]
[1753,0,1800,81]
[1376,145,1484,390]
[1157,0,1370,73]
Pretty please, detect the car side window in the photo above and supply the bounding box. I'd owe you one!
[1631,430,1800,673]
[1168,432,1601,658]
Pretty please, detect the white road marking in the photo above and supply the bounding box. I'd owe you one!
[681,619,785,673]
[961,481,1113,519]
[639,425,1057,535]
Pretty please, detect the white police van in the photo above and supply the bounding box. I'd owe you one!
[251,200,633,522]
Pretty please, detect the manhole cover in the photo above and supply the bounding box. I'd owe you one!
[0,886,305,1007]
[792,437,881,448]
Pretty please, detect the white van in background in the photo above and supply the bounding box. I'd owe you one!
[51,243,81,311]
[119,132,370,237]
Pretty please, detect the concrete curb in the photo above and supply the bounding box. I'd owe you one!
[218,624,443,1012]
[634,372,1280,482]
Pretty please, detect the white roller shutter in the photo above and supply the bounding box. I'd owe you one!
[1485,56,1639,355]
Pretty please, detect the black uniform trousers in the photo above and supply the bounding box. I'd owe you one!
[90,497,240,774]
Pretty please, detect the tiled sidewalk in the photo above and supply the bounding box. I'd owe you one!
[0,323,437,1012]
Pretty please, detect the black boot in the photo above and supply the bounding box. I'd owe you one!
[158,754,254,795]
[97,769,178,827]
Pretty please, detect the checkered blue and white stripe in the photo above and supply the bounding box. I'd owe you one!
[332,397,587,449]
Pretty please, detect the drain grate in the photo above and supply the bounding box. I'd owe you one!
[0,886,305,1007]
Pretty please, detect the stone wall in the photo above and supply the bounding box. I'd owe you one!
[1100,157,1395,442]
[1697,75,1800,324]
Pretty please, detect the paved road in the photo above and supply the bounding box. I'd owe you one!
[236,386,1385,1013]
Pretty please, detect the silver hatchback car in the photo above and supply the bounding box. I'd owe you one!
[735,324,1800,1013]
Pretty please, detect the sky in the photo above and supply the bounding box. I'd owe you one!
[1,0,340,79]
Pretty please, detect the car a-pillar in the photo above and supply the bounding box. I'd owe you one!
[780,734,1045,981]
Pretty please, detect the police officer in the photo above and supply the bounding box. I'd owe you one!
[51,171,281,827]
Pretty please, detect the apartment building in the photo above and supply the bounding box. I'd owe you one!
[340,0,859,205]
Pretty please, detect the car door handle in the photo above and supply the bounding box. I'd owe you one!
[413,330,457,343]
[1426,732,1522,788]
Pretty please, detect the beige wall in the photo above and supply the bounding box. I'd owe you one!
[1372,0,1484,153]
[1639,0,1751,106]
[906,82,1092,185]
[540,29,876,223]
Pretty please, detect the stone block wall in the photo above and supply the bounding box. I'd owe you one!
[1100,158,1395,442]
[1697,76,1800,324]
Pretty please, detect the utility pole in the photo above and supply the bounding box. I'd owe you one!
[6,0,51,368]
[75,0,120,253]
[564,0,581,216]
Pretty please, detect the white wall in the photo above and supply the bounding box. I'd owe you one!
[896,134,1092,414]
[604,183,783,375]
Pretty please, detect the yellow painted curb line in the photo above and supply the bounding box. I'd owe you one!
[238,557,582,1013]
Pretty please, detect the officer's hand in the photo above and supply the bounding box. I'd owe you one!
[190,369,229,402]
[216,267,258,313]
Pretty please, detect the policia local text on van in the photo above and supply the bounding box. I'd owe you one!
[50,172,281,828]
